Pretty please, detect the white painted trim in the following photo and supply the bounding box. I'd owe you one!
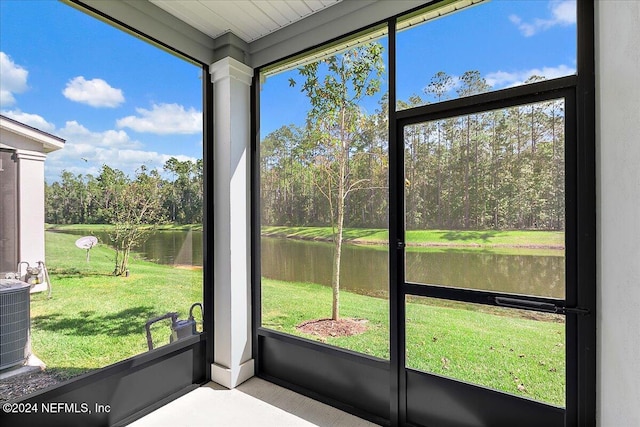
[67,0,426,70]
[210,57,253,86]
[15,150,47,162]
[211,359,255,389]
[0,116,64,152]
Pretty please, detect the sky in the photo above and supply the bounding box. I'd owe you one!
[261,0,576,136]
[0,0,203,182]
[0,0,576,182]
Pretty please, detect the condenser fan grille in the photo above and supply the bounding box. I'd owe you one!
[0,279,31,371]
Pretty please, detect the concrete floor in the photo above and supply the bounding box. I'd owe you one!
[128,377,380,427]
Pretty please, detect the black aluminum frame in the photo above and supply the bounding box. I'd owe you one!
[3,3,213,426]
[394,80,579,427]
[253,1,595,426]
[252,17,396,427]
[203,63,216,381]
[2,0,596,426]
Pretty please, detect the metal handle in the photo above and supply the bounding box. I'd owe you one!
[494,297,557,313]
[494,296,590,315]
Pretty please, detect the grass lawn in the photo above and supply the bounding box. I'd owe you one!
[261,225,564,249]
[262,278,566,407]
[31,231,202,380]
[33,230,564,407]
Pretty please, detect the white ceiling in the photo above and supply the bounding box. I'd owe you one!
[149,0,342,43]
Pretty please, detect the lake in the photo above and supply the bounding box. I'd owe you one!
[58,230,564,299]
[260,237,565,299]
[61,229,204,267]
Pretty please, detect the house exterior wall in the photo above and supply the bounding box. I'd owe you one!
[15,150,47,271]
[0,149,18,273]
[596,1,640,425]
[0,116,64,280]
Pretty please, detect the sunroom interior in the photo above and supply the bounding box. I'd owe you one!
[3,0,639,426]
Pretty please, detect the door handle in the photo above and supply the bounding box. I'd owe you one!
[494,296,590,315]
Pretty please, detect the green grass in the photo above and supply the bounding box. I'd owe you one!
[46,223,202,231]
[262,278,565,407]
[31,231,202,380]
[262,278,391,357]
[34,230,564,407]
[405,298,565,406]
[261,225,564,249]
[262,226,389,243]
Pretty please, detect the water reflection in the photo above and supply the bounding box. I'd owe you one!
[57,230,564,299]
[59,229,203,266]
[261,237,564,299]
[405,250,564,298]
[261,238,389,297]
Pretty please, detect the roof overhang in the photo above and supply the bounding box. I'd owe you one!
[63,0,427,68]
[0,115,65,153]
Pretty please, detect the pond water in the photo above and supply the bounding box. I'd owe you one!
[61,229,204,267]
[58,230,564,299]
[260,237,565,299]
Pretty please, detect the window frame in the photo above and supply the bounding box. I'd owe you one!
[392,76,579,425]
[3,2,212,425]
[253,1,595,426]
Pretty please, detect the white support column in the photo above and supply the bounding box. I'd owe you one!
[209,56,254,389]
[16,149,47,272]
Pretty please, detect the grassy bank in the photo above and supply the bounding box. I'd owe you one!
[46,223,203,232]
[30,231,202,380]
[262,225,564,249]
[46,223,563,248]
[262,278,565,406]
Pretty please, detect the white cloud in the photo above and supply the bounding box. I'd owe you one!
[45,120,197,182]
[509,0,576,37]
[485,64,576,88]
[46,120,141,176]
[63,76,125,108]
[550,0,577,25]
[108,150,195,169]
[0,52,29,107]
[56,120,138,152]
[0,109,55,133]
[116,103,202,135]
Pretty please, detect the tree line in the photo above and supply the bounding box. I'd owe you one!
[45,158,202,275]
[45,75,565,235]
[45,158,203,226]
[261,70,565,232]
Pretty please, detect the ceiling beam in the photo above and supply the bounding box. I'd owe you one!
[248,0,426,68]
[63,0,428,68]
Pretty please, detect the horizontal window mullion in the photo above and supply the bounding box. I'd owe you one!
[403,282,565,312]
[397,75,577,125]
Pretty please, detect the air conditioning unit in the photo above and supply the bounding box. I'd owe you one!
[0,279,31,371]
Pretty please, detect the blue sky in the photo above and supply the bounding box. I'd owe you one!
[261,0,576,136]
[1,0,576,181]
[0,0,203,182]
